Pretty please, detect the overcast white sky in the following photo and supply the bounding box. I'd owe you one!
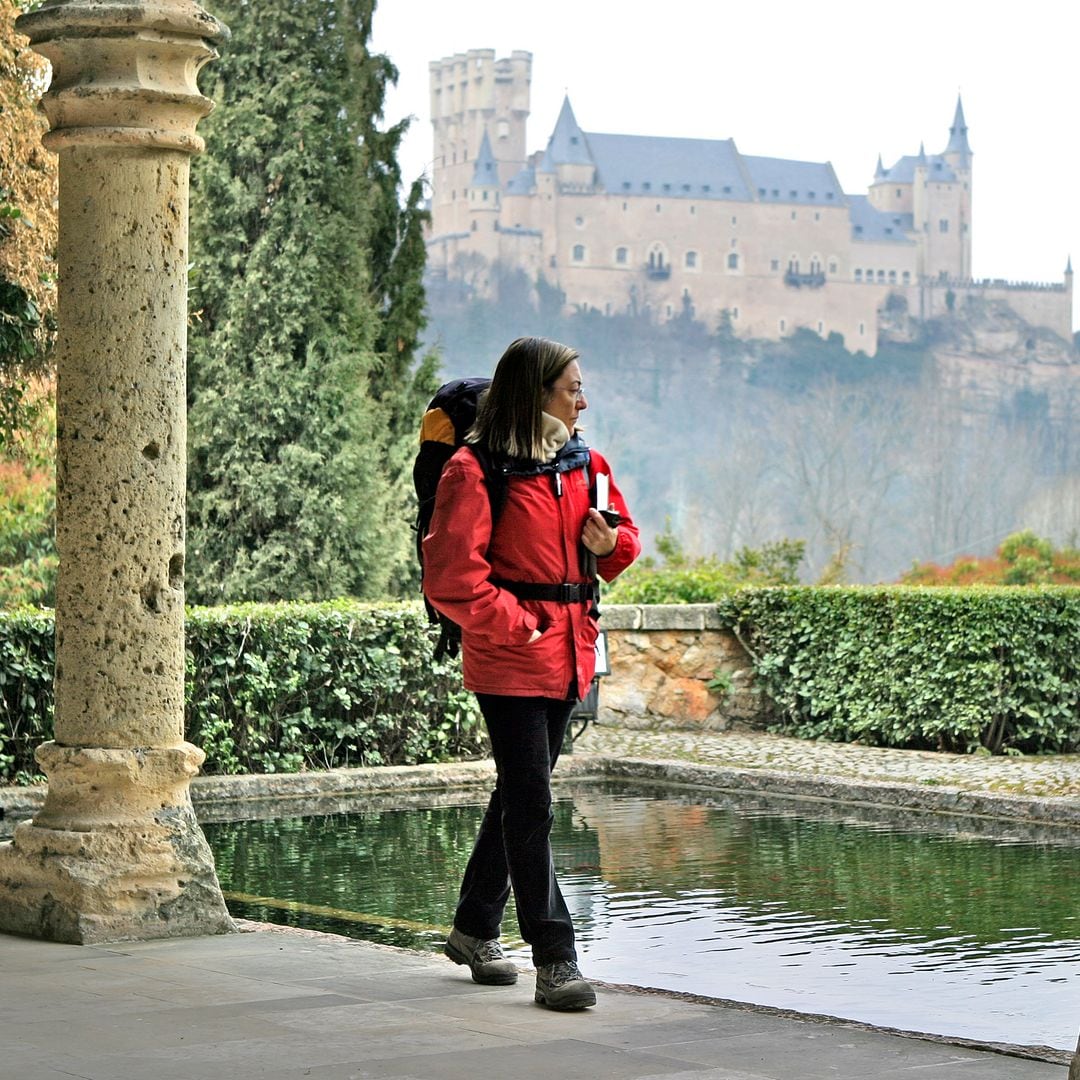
[371,0,1079,331]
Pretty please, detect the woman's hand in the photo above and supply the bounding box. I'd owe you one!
[582,508,618,557]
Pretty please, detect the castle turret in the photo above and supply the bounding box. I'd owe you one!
[943,95,972,167]
[539,96,596,191]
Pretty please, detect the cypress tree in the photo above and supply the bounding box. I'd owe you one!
[187,0,434,603]
[0,0,56,440]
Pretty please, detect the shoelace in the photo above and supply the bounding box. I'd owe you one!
[542,960,582,986]
[472,939,506,964]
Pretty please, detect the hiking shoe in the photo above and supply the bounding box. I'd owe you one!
[534,960,596,1010]
[444,927,518,985]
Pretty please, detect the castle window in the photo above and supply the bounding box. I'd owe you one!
[731,215,737,225]
[702,184,711,193]
[663,183,672,192]
[643,182,651,191]
[471,220,477,232]
[656,204,662,213]
[896,188,902,197]
[570,135,579,145]
[772,189,780,197]
[902,270,911,284]
[855,269,863,281]
[575,216,584,227]
[731,238,737,248]
[690,205,696,215]
[666,304,673,318]
[572,244,585,262]
[616,247,628,265]
[622,202,628,210]
[780,319,786,332]
[828,261,837,274]
[877,270,886,282]
[732,308,739,319]
[885,227,892,234]
[728,253,739,270]
[859,322,865,335]
[722,185,732,194]
[770,259,780,272]
[682,183,691,192]
[686,251,698,268]
[815,212,820,221]
[758,188,766,197]
[854,225,863,235]
[826,192,835,200]
[939,219,949,233]
[808,191,816,199]
[817,321,824,333]
[622,182,631,191]
[791,211,797,220]
[482,190,488,201]
[790,190,797,198]
[496,119,510,140]
[888,270,897,283]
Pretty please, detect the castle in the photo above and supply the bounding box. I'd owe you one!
[425,49,1074,357]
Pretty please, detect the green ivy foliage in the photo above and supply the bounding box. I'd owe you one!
[0,601,483,782]
[719,586,1080,755]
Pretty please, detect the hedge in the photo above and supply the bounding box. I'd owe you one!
[0,601,483,783]
[718,586,1080,755]
[3,589,1079,781]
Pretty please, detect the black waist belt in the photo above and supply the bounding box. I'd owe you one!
[494,579,595,603]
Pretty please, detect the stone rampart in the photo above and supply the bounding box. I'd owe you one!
[598,604,767,730]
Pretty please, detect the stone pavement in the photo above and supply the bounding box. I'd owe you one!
[2,727,1078,1077]
[0,924,1068,1080]
[573,723,1080,799]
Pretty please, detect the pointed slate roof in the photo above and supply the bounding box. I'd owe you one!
[874,153,886,180]
[848,196,916,244]
[877,153,957,184]
[945,95,971,159]
[471,130,499,187]
[539,96,593,172]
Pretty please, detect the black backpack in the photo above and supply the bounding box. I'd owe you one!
[413,378,593,659]
[413,378,503,659]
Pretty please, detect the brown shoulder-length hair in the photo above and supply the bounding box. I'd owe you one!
[467,336,578,459]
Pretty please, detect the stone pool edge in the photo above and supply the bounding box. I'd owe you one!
[2,752,1079,829]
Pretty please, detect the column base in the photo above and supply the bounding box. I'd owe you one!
[0,743,235,944]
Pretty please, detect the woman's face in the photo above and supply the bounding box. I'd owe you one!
[544,359,587,432]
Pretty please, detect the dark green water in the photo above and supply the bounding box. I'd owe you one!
[202,781,1080,1050]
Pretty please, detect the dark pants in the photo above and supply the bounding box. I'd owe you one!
[452,692,577,967]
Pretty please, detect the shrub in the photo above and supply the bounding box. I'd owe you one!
[902,530,1080,587]
[605,531,804,604]
[719,586,1080,755]
[0,601,483,782]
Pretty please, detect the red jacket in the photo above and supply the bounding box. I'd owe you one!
[422,445,640,698]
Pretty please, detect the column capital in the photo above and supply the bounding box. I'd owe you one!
[16,1,230,154]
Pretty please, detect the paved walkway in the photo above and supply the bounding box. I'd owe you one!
[0,924,1069,1079]
[2,726,1078,1077]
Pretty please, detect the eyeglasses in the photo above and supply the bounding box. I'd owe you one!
[552,383,586,401]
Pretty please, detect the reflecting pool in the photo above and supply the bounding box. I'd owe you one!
[201,781,1080,1050]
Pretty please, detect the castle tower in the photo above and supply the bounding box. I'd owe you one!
[429,49,531,238]
[467,130,501,263]
[942,96,973,279]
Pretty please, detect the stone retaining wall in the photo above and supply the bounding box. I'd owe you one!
[599,604,767,730]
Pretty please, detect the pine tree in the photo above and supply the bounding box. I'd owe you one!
[0,0,56,441]
[187,0,433,603]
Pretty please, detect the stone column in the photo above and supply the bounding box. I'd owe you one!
[0,0,233,943]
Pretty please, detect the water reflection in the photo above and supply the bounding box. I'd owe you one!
[202,780,1080,1050]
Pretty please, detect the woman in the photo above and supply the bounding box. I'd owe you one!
[422,336,640,1011]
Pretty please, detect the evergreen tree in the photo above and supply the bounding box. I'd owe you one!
[0,0,56,441]
[187,0,433,603]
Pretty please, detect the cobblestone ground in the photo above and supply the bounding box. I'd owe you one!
[574,723,1080,798]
